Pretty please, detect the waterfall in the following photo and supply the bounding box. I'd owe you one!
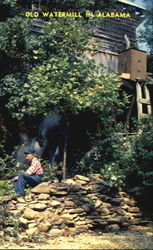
[16,111,64,165]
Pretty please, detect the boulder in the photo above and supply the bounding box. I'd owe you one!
[111,198,123,206]
[38,221,52,232]
[29,203,47,211]
[37,194,50,200]
[31,182,51,194]
[23,208,41,220]
[123,197,136,206]
[50,200,61,207]
[74,175,90,182]
[94,199,103,208]
[127,207,140,213]
[49,228,64,237]
[64,200,76,207]
[107,224,120,232]
[26,227,39,235]
[28,223,38,228]
[64,179,76,185]
[1,195,12,202]
[100,208,110,215]
[107,216,122,224]
[19,217,29,227]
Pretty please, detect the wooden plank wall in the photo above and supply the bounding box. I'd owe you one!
[93,51,118,73]
[93,17,141,73]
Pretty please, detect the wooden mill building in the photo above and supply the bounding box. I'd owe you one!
[91,0,153,127]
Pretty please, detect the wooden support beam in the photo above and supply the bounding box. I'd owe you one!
[136,82,142,119]
[144,85,152,115]
[126,93,135,129]
[139,98,151,105]
[136,82,152,119]
[119,73,131,79]
[140,113,152,118]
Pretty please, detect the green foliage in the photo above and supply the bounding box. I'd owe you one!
[128,118,153,195]
[76,118,153,203]
[0,204,20,244]
[0,73,28,119]
[1,17,124,125]
[0,149,28,182]
[0,16,36,77]
[41,160,63,182]
[0,14,37,156]
[147,52,153,73]
[0,181,15,197]
[76,123,132,187]
[15,0,117,12]
[100,162,125,188]
[0,0,17,7]
[0,154,18,180]
[0,16,30,58]
[0,116,7,156]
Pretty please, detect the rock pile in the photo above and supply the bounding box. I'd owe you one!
[2,174,144,236]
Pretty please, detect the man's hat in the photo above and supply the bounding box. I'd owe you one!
[24,149,35,155]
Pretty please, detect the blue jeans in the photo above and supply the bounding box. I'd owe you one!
[13,172,43,196]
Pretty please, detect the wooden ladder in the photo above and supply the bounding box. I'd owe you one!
[136,82,152,119]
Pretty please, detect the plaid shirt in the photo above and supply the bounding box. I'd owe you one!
[27,157,44,175]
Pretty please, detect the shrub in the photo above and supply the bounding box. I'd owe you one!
[41,160,63,182]
[100,162,125,188]
[76,118,153,210]
[127,119,153,197]
[0,153,19,180]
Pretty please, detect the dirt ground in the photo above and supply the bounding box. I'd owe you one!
[1,225,153,249]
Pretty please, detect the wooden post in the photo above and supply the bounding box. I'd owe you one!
[136,82,142,119]
[126,93,136,129]
[63,125,68,181]
[144,85,152,115]
[136,82,152,119]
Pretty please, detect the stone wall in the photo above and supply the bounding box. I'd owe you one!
[3,174,145,236]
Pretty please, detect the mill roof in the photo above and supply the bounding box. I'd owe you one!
[117,0,146,10]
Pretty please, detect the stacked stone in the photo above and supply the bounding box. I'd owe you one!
[3,174,143,236]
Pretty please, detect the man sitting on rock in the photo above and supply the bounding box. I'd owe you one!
[13,149,44,198]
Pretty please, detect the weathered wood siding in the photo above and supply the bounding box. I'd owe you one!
[93,17,142,73]
[93,51,118,73]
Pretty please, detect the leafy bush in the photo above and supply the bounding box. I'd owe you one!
[127,119,153,196]
[0,150,27,197]
[100,162,125,188]
[76,123,133,186]
[0,153,19,180]
[76,118,153,208]
[0,204,20,244]
[41,160,63,182]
